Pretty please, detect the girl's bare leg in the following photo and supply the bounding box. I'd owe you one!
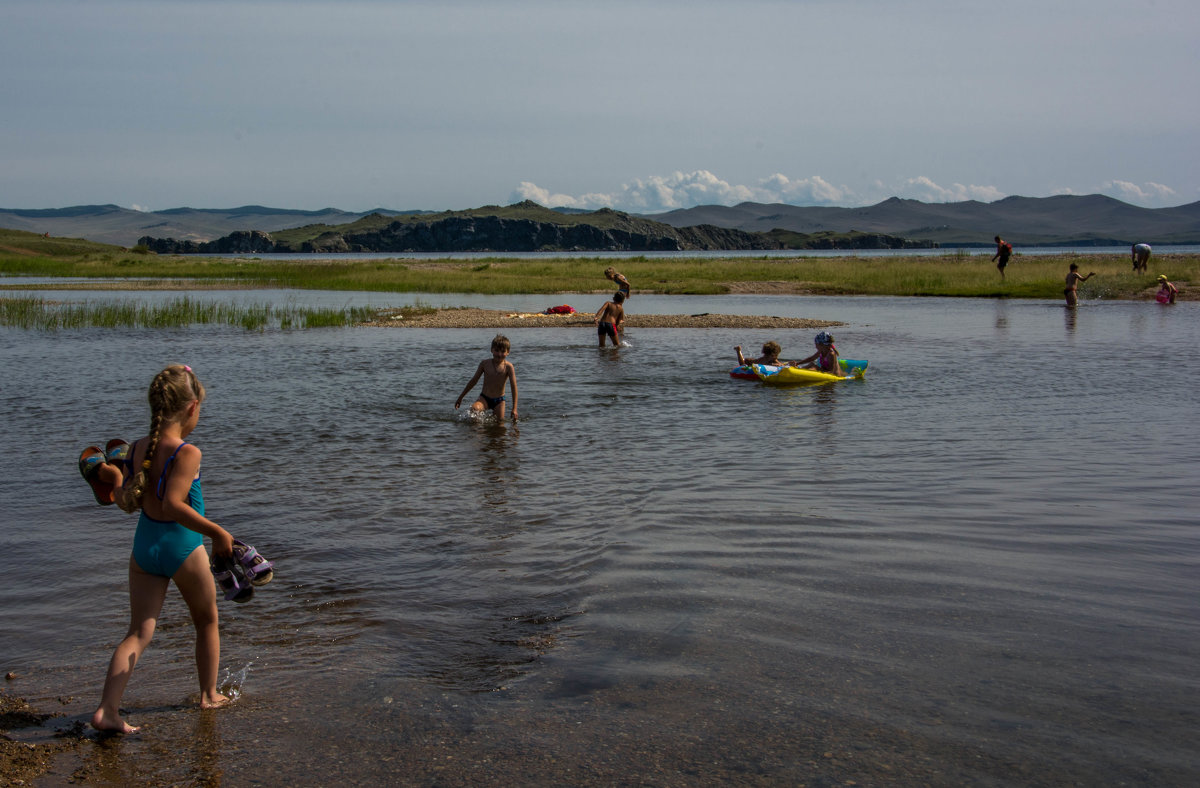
[91,558,169,733]
[173,546,229,709]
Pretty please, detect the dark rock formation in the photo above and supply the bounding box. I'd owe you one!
[136,230,276,254]
[287,216,780,253]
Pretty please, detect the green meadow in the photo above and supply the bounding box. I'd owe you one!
[2,228,1193,302]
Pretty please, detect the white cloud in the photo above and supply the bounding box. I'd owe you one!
[1099,180,1177,206]
[128,204,152,213]
[511,170,855,213]
[511,171,1009,212]
[891,177,1006,204]
[513,172,1187,212]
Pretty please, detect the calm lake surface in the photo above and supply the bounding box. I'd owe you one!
[1,289,1197,786]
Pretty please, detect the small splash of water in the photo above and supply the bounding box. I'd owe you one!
[460,409,498,424]
[220,662,254,700]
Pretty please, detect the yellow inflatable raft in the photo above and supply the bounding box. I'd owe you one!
[753,361,866,386]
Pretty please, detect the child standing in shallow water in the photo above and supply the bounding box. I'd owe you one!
[92,365,237,734]
[594,291,625,347]
[1064,263,1095,307]
[1156,274,1178,304]
[456,335,519,421]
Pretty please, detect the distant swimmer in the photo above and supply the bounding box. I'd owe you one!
[991,236,1013,280]
[1064,263,1095,307]
[1132,243,1151,274]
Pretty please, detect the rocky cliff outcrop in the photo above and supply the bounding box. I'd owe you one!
[136,230,276,254]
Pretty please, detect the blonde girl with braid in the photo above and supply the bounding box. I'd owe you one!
[92,365,236,734]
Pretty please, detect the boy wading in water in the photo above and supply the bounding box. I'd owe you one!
[595,291,625,347]
[456,335,518,421]
[1064,263,1095,307]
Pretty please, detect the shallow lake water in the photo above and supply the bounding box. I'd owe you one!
[1,289,1197,785]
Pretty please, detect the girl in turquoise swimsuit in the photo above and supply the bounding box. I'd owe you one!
[91,365,238,734]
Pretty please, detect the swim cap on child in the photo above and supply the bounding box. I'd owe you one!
[815,331,833,345]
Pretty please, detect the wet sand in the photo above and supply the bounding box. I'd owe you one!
[0,690,88,784]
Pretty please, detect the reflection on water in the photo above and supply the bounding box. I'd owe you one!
[1,295,1198,785]
[993,299,1010,336]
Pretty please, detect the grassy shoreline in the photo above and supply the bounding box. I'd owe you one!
[2,228,1194,300]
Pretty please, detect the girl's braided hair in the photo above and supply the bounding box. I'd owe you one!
[118,365,205,513]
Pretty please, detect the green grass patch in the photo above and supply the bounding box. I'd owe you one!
[1,229,1194,299]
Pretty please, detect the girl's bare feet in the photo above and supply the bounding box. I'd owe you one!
[200,692,232,710]
[91,707,140,734]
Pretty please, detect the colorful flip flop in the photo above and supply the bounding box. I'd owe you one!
[210,554,254,603]
[78,445,115,505]
[232,539,274,586]
[105,438,130,468]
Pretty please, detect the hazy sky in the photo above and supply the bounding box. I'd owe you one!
[3,0,1197,213]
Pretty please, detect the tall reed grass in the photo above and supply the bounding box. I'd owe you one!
[0,296,379,331]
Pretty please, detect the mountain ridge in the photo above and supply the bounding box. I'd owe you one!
[135,202,923,254]
[642,194,1200,246]
[3,195,1199,248]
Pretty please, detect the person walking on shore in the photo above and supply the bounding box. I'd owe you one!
[991,236,1012,280]
[92,365,237,734]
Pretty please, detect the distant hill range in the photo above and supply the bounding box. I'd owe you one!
[0,204,422,248]
[645,194,1200,246]
[2,194,1198,252]
[128,202,925,254]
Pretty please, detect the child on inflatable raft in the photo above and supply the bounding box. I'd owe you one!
[735,333,844,377]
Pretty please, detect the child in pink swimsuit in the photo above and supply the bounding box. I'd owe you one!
[792,331,844,377]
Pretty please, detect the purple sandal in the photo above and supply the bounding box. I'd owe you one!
[233,540,274,586]
[210,554,254,603]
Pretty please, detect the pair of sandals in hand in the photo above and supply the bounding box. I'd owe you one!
[211,541,275,603]
[78,438,130,506]
[78,439,274,603]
